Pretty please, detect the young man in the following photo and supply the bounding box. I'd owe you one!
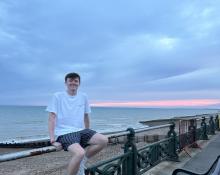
[46,72,108,175]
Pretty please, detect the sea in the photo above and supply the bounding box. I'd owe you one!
[0,105,219,142]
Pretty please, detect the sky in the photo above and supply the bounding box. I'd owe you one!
[0,0,220,108]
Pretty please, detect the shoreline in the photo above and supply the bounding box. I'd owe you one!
[1,112,218,152]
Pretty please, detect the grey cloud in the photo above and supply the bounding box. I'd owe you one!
[0,0,220,105]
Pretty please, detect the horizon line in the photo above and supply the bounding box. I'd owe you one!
[91,99,220,108]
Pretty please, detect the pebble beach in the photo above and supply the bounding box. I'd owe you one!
[0,142,150,175]
[0,126,170,175]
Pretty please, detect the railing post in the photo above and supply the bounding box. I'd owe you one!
[167,123,179,161]
[215,115,220,131]
[200,117,208,140]
[123,128,137,175]
[209,116,215,135]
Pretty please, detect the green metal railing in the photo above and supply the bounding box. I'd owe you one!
[178,115,219,150]
[85,114,219,175]
[86,123,178,175]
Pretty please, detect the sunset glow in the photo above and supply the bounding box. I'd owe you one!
[91,99,220,108]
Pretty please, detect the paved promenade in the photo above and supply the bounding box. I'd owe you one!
[182,132,220,173]
[145,132,220,175]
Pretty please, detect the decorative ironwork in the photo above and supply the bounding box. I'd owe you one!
[86,124,178,175]
[137,137,175,174]
[85,115,219,175]
[85,152,132,175]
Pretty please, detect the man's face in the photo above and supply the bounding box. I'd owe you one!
[65,77,80,92]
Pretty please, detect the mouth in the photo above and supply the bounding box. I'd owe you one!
[70,85,78,88]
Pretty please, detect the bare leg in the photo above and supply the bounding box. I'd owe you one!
[86,133,108,158]
[67,143,85,175]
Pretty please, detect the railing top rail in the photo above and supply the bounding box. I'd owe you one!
[106,130,129,138]
[196,116,217,121]
[0,137,50,145]
[178,113,218,121]
[106,123,172,138]
[134,123,172,134]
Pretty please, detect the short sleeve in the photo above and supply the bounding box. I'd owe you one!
[46,94,58,114]
[84,94,91,114]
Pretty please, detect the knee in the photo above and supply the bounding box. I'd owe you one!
[68,146,85,159]
[75,149,85,160]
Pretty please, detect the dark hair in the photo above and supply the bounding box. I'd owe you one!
[65,72,80,83]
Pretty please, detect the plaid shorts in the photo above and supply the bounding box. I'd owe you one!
[56,129,97,151]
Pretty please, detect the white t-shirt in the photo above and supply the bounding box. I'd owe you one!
[46,91,91,137]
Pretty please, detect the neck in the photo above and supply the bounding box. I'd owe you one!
[67,90,77,96]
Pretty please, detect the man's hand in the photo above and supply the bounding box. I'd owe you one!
[51,141,63,151]
[50,138,56,144]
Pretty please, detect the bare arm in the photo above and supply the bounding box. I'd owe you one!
[84,113,90,129]
[48,112,56,144]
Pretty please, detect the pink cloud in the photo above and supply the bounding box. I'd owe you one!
[91,99,220,107]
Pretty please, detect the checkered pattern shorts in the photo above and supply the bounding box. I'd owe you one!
[56,129,97,151]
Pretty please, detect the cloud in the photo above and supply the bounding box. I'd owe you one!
[0,0,220,107]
